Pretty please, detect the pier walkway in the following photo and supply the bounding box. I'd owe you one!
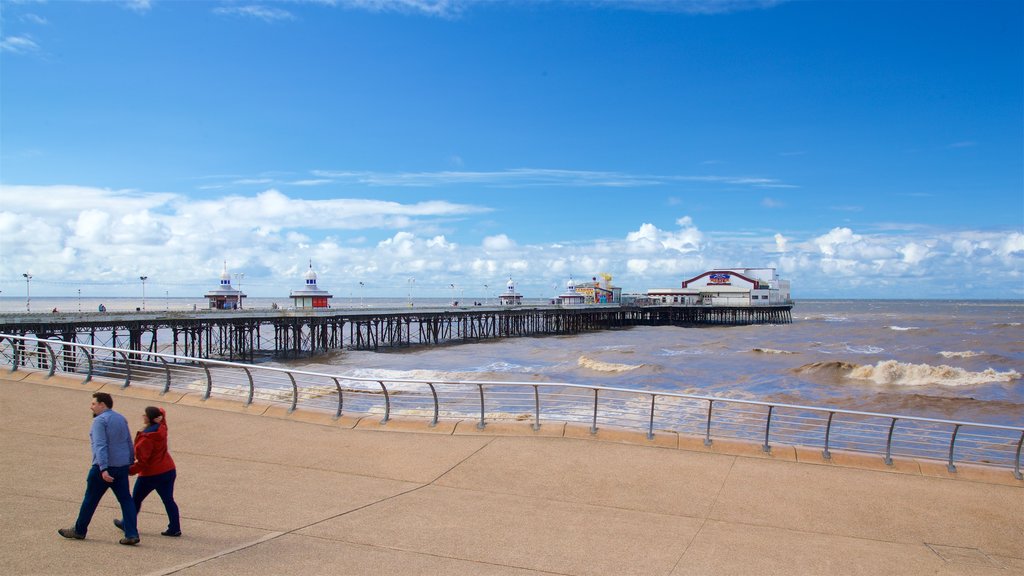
[2,372,1021,575]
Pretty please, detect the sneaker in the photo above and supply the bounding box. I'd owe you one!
[161,530,182,537]
[113,518,124,531]
[57,528,85,540]
[119,537,140,546]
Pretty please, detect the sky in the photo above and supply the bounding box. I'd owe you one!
[1,0,1021,300]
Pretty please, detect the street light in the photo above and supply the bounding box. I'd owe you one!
[78,289,81,313]
[407,277,415,307]
[234,273,245,309]
[358,281,364,308]
[22,273,31,312]
[139,276,148,311]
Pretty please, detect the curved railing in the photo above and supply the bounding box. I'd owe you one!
[2,333,1021,480]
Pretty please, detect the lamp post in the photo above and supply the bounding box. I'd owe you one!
[234,273,244,309]
[165,290,169,312]
[78,289,81,313]
[139,276,148,311]
[22,273,31,312]
[358,281,364,308]
[407,277,415,307]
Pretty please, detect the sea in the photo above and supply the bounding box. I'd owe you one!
[2,297,1022,427]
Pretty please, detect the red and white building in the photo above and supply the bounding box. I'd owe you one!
[648,268,791,306]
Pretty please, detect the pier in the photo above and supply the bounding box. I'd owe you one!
[0,303,793,360]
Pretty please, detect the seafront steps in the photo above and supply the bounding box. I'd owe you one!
[4,370,1023,575]
[3,334,1022,482]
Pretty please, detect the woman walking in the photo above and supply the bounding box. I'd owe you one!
[115,406,181,537]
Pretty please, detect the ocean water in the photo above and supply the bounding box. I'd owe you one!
[274,300,1023,427]
[3,298,1021,426]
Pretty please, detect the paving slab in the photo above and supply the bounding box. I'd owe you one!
[707,457,1024,558]
[671,519,1010,576]
[169,533,545,576]
[297,484,703,575]
[435,435,736,517]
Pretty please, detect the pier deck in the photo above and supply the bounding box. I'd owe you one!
[2,371,1020,575]
[0,303,793,360]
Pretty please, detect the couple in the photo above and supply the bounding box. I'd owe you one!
[58,393,181,545]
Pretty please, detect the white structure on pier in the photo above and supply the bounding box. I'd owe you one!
[558,277,586,306]
[289,261,333,309]
[204,262,246,310]
[499,277,523,306]
[648,268,791,306]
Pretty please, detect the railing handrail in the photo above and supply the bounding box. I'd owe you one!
[4,333,1020,436]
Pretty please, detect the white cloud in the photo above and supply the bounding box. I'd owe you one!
[482,234,515,251]
[774,233,788,253]
[0,35,40,54]
[213,5,296,22]
[625,218,703,254]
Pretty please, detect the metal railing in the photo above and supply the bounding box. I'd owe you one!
[2,333,1021,480]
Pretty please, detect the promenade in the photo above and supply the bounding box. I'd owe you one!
[2,371,1021,575]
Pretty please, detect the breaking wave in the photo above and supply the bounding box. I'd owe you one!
[849,360,1020,386]
[887,326,919,331]
[750,348,797,355]
[577,356,643,373]
[938,350,984,359]
[793,360,1020,387]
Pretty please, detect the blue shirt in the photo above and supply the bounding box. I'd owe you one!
[90,409,134,470]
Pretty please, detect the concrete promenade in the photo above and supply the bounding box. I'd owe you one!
[2,371,1021,575]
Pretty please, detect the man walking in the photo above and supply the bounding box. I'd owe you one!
[58,392,141,545]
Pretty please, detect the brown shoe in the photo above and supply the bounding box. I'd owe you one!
[119,536,140,546]
[58,528,85,539]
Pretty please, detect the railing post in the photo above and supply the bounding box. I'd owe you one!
[242,367,254,405]
[946,424,961,473]
[1015,431,1023,481]
[82,348,94,384]
[532,385,541,431]
[42,342,57,378]
[118,351,131,388]
[332,377,344,420]
[477,384,486,430]
[884,418,898,466]
[590,388,599,434]
[822,411,835,460]
[762,405,774,453]
[201,362,213,400]
[647,394,656,440]
[427,382,439,427]
[158,356,171,394]
[378,381,390,424]
[286,372,298,413]
[704,400,714,446]
[9,338,19,372]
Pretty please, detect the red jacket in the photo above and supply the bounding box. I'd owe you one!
[129,407,176,477]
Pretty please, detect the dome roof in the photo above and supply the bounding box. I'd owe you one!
[220,261,231,281]
[566,277,576,289]
[304,264,317,281]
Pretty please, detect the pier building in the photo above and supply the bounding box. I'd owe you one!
[571,273,621,304]
[203,263,247,310]
[557,278,586,306]
[649,268,791,307]
[289,262,333,309]
[499,278,523,306]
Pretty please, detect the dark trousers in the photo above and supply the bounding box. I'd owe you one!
[74,465,138,538]
[133,469,180,533]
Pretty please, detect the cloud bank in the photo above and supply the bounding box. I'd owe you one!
[1,184,1020,299]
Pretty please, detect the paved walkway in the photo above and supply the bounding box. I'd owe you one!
[1,370,1021,575]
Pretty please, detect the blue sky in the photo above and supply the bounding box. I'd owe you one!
[1,0,1021,299]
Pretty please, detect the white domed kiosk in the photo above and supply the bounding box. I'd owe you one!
[289,261,333,309]
[498,277,523,306]
[204,261,246,310]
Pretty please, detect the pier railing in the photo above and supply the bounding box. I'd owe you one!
[3,333,1021,480]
